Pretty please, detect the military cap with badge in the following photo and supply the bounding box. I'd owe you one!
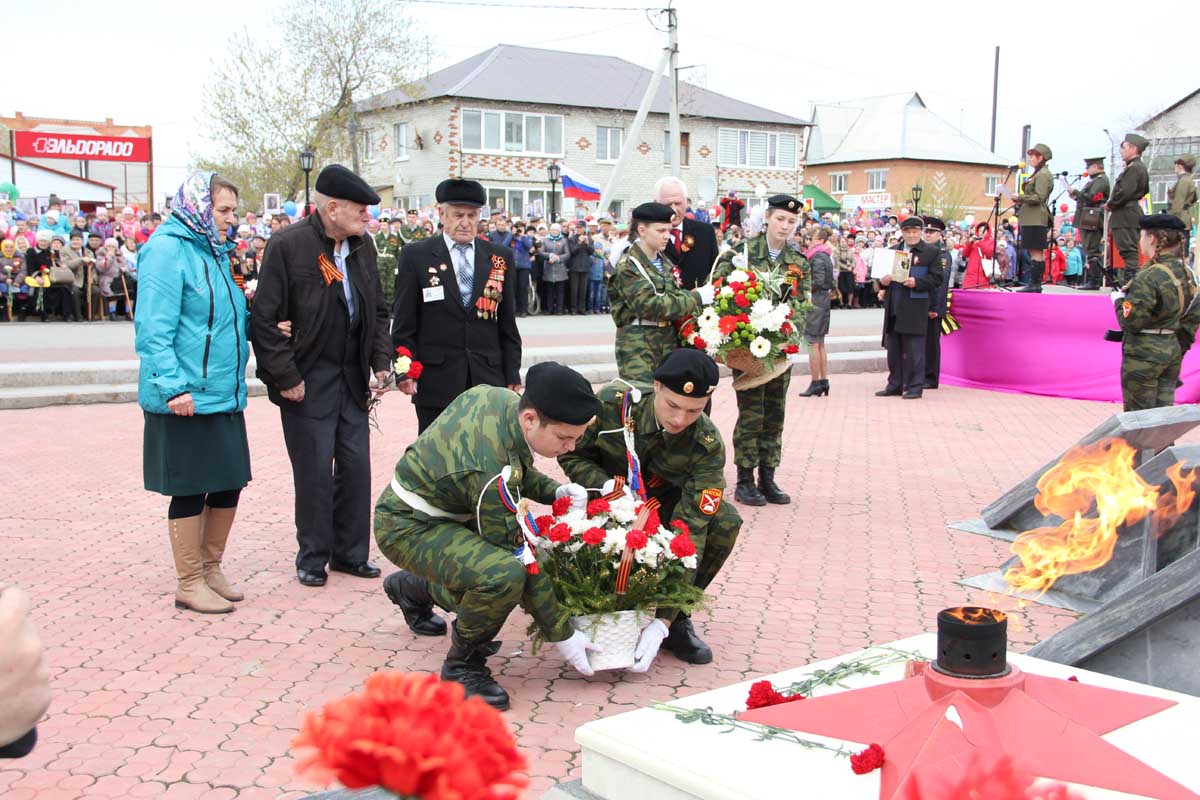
[653,349,720,397]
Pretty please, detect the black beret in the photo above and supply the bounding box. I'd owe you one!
[767,194,802,214]
[899,217,924,230]
[922,216,946,231]
[631,202,674,224]
[315,164,381,206]
[435,178,486,208]
[524,362,599,424]
[653,349,720,397]
[1138,213,1188,232]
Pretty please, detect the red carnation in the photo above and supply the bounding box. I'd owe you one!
[551,496,572,517]
[680,321,696,339]
[586,498,611,516]
[728,281,745,292]
[581,527,606,546]
[745,680,804,710]
[534,515,555,533]
[692,336,708,350]
[643,507,662,534]
[1067,675,1079,682]
[718,316,739,335]
[1092,192,1104,202]
[849,743,885,775]
[548,523,572,543]
[670,519,690,538]
[669,534,696,558]
[737,313,751,325]
[395,345,412,357]
[780,322,794,336]
[782,344,799,354]
[625,530,648,550]
[785,308,794,319]
[734,293,750,308]
[407,361,424,380]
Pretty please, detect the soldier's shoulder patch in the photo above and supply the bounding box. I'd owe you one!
[699,488,722,516]
[1123,301,1133,318]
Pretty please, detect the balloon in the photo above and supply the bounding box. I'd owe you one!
[964,214,975,226]
[0,181,18,200]
[369,205,380,219]
[283,201,297,217]
[959,221,969,231]
[1060,203,1069,213]
[897,210,910,221]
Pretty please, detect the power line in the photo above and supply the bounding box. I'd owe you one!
[404,0,653,10]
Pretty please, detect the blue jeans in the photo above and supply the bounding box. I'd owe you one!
[587,279,606,311]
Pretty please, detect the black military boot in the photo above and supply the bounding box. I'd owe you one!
[734,466,766,506]
[1017,260,1044,292]
[1080,257,1102,290]
[757,467,791,505]
[384,570,447,636]
[440,623,510,710]
[663,614,713,664]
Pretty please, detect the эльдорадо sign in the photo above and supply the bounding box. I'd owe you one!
[13,130,151,163]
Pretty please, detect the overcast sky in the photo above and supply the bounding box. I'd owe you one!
[7,0,1195,205]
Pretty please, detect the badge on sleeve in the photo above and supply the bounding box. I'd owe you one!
[699,488,722,515]
[1122,301,1132,319]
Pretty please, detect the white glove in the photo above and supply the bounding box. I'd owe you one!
[1111,290,1126,302]
[555,483,588,513]
[694,283,716,304]
[731,251,748,269]
[555,629,602,676]
[600,479,635,501]
[628,619,670,673]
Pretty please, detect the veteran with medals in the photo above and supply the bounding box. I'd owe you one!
[875,217,944,399]
[1112,213,1200,411]
[608,202,717,382]
[377,363,600,709]
[391,179,522,433]
[559,349,742,667]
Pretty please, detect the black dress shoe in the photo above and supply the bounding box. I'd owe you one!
[925,382,939,390]
[297,569,327,587]
[663,615,712,664]
[903,389,924,399]
[875,388,902,397]
[384,571,447,636]
[329,560,381,578]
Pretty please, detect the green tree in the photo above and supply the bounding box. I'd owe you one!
[195,0,427,210]
[912,170,977,224]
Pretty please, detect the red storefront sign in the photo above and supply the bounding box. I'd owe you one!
[12,130,151,163]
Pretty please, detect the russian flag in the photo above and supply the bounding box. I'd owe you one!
[560,166,601,201]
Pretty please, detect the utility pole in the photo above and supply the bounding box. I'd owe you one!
[667,2,680,178]
[990,46,999,152]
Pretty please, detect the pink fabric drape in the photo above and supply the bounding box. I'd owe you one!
[941,290,1200,403]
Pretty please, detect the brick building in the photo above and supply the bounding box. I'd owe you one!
[353,45,811,220]
[804,93,1007,221]
[1138,88,1200,213]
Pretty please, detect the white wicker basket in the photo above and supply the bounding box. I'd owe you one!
[569,610,653,671]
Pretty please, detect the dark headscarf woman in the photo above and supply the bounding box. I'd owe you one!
[135,172,250,614]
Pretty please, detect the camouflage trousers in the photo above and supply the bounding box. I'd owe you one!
[732,368,792,468]
[377,255,398,307]
[374,488,570,643]
[648,482,742,621]
[616,325,680,383]
[1121,341,1181,412]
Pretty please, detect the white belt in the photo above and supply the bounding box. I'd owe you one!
[631,318,671,327]
[390,477,472,522]
[1138,329,1176,335]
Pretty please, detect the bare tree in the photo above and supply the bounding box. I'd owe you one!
[196,0,427,209]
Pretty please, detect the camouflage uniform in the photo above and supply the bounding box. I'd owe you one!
[711,235,810,469]
[608,244,702,382]
[558,380,742,617]
[374,385,571,644]
[373,229,403,306]
[1115,256,1200,411]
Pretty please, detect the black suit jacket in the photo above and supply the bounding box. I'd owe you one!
[882,241,944,338]
[250,213,392,418]
[665,217,719,289]
[392,235,521,410]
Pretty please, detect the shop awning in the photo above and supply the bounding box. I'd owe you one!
[803,183,841,213]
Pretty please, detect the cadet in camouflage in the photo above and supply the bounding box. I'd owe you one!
[375,363,602,709]
[608,202,713,382]
[373,214,402,304]
[559,350,741,666]
[1114,214,1200,411]
[711,195,810,507]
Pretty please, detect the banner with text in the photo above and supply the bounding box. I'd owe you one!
[840,192,892,211]
[13,131,151,163]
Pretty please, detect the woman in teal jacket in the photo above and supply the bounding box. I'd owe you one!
[135,171,250,615]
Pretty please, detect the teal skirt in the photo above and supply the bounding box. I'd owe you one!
[143,411,252,497]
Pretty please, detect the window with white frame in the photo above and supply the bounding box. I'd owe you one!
[1151,179,1173,205]
[484,186,561,218]
[393,122,409,161]
[596,126,622,162]
[829,172,848,194]
[984,175,1000,195]
[461,109,564,156]
[360,129,374,162]
[866,169,888,192]
[717,128,798,169]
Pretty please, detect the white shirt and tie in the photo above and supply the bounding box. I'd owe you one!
[444,233,475,307]
[332,239,355,320]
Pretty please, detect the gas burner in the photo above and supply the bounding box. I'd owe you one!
[931,606,1010,679]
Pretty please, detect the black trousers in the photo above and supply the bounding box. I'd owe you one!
[280,381,372,572]
[925,317,942,387]
[1081,228,1104,284]
[515,270,530,314]
[415,404,445,434]
[545,280,566,314]
[568,271,589,313]
[885,331,926,393]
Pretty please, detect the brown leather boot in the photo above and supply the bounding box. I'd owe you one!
[169,516,234,614]
[201,506,243,602]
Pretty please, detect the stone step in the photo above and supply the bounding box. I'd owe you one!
[0,347,886,410]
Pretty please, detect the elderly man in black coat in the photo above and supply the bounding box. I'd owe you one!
[657,176,719,289]
[391,178,521,432]
[875,216,944,400]
[251,165,393,587]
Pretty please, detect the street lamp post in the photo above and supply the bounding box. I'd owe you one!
[547,162,561,223]
[911,184,923,217]
[299,147,315,218]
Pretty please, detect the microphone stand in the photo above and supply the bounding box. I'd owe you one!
[967,165,1017,290]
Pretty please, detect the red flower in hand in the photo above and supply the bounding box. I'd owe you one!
[745,680,804,710]
[1092,192,1104,202]
[625,530,649,550]
[670,519,690,538]
[734,293,750,308]
[586,498,611,516]
[534,515,555,533]
[581,527,606,546]
[551,496,572,517]
[719,316,739,335]
[547,522,572,543]
[692,336,708,350]
[407,361,424,380]
[669,534,696,558]
[850,743,885,775]
[395,345,413,357]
